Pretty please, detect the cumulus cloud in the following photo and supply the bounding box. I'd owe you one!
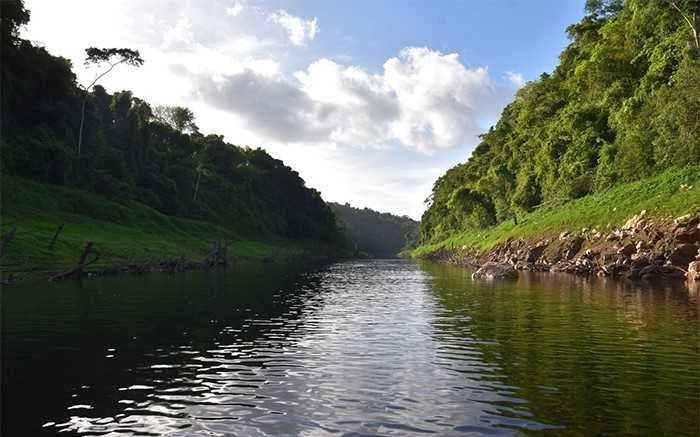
[269,10,318,46]
[194,70,336,142]
[190,47,511,152]
[505,71,526,87]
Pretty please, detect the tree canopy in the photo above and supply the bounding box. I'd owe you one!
[420,0,700,243]
[0,1,339,242]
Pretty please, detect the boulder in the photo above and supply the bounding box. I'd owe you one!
[667,244,699,267]
[617,243,636,258]
[472,262,518,280]
[525,244,546,262]
[674,225,699,244]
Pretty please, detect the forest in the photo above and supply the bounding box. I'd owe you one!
[419,0,700,243]
[0,1,338,243]
[329,203,419,257]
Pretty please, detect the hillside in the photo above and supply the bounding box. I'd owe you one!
[0,1,341,276]
[416,0,700,262]
[329,203,419,257]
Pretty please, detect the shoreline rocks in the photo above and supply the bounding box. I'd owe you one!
[472,262,517,280]
[428,211,700,285]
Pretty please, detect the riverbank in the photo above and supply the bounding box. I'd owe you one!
[413,167,700,284]
[0,176,344,283]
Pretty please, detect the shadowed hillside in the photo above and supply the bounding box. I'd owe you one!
[329,203,418,257]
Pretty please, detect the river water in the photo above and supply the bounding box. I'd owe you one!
[2,259,699,436]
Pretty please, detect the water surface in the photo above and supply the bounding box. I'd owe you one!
[2,260,699,436]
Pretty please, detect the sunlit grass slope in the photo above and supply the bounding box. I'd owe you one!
[0,175,329,274]
[413,166,700,258]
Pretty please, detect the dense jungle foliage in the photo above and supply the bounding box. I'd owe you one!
[329,203,419,257]
[420,0,700,242]
[0,1,338,241]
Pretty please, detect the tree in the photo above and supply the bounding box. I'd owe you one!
[77,47,143,157]
[585,0,623,20]
[153,105,199,133]
[666,0,700,53]
[0,0,30,48]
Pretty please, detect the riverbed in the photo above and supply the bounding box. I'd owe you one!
[2,260,699,436]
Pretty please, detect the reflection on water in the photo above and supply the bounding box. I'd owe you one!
[2,260,699,436]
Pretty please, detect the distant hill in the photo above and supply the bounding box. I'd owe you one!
[329,203,419,257]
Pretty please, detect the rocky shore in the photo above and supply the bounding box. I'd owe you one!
[427,211,700,284]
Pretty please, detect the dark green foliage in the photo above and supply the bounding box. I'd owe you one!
[329,203,419,257]
[1,1,338,242]
[420,0,700,243]
[84,47,143,67]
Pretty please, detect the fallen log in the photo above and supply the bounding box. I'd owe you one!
[49,241,100,281]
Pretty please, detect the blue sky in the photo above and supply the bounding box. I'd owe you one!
[270,0,583,76]
[23,0,585,219]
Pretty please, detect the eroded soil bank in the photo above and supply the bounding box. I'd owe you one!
[426,211,700,284]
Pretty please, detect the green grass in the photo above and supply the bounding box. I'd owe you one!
[0,175,335,274]
[412,166,700,258]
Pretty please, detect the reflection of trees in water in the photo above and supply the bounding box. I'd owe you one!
[3,262,325,436]
[421,261,700,436]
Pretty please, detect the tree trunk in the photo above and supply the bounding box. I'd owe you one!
[193,169,202,201]
[77,91,88,157]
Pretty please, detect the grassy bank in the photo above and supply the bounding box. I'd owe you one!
[0,175,338,275]
[413,166,700,258]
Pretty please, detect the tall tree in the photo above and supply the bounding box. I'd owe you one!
[77,48,143,157]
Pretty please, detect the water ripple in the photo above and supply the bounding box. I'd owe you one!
[3,260,699,436]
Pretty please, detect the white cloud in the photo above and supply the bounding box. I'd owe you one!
[226,3,244,17]
[20,0,517,217]
[162,14,194,50]
[269,9,318,46]
[191,47,511,152]
[506,71,526,87]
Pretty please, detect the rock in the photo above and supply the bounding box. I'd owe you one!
[526,244,546,262]
[617,243,636,258]
[563,237,585,260]
[674,226,699,244]
[559,231,569,240]
[667,244,699,267]
[687,261,700,282]
[622,210,647,231]
[472,262,517,280]
[635,241,649,252]
[673,214,700,228]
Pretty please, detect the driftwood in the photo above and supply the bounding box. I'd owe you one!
[48,224,65,250]
[0,225,17,257]
[50,241,100,281]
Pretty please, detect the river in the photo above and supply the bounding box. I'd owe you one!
[2,259,699,436]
